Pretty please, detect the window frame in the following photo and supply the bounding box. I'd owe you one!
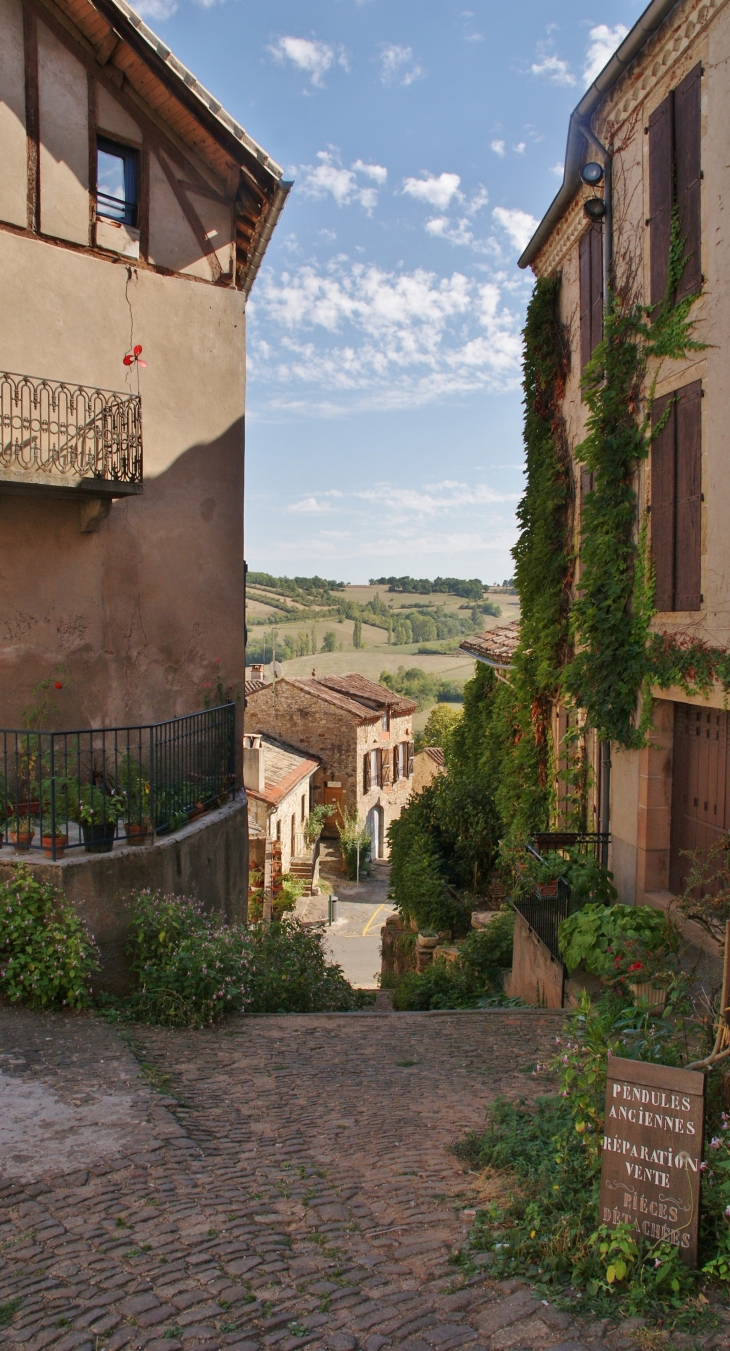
[96,136,139,228]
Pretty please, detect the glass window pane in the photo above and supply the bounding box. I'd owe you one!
[97,149,127,220]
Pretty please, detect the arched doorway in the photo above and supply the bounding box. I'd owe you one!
[366,805,385,860]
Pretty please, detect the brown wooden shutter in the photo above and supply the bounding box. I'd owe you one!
[363,753,371,794]
[675,380,702,610]
[374,748,382,788]
[649,93,674,308]
[579,225,603,372]
[381,749,391,786]
[674,63,702,302]
[407,741,415,777]
[651,391,676,611]
[392,746,399,783]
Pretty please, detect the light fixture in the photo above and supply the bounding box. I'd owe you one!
[580,161,604,185]
[584,196,607,222]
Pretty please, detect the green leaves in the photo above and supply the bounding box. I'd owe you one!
[0,864,98,1008]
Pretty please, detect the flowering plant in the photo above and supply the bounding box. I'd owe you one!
[0,864,98,1007]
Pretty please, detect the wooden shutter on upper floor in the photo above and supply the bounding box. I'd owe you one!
[579,224,603,372]
[381,749,391,786]
[363,753,371,794]
[651,391,676,611]
[674,64,702,302]
[675,380,702,610]
[374,748,383,788]
[407,741,415,777]
[649,93,674,308]
[392,746,399,783]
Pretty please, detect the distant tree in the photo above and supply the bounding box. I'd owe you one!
[422,703,462,750]
[321,631,337,652]
[353,618,363,650]
[311,626,317,654]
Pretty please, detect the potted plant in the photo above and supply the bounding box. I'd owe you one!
[73,784,127,853]
[118,756,153,845]
[8,815,35,850]
[38,773,79,859]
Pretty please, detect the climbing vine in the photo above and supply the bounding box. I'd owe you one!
[490,275,574,837]
[563,213,706,747]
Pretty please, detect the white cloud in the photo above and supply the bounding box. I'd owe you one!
[268,36,347,87]
[300,151,381,212]
[248,256,524,413]
[288,497,331,513]
[513,142,526,155]
[530,54,575,87]
[356,481,518,515]
[133,0,177,18]
[402,172,462,209]
[380,44,425,86]
[492,206,539,253]
[550,162,564,178]
[352,160,388,184]
[425,216,475,247]
[582,23,629,85]
[490,140,505,157]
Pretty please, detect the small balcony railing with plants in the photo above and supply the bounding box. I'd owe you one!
[0,370,143,495]
[0,705,236,859]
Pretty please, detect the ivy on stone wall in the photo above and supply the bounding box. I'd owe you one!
[563,215,706,748]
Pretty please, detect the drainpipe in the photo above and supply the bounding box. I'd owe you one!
[579,120,613,870]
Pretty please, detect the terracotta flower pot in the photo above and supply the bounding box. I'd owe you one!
[41,833,68,859]
[187,803,206,821]
[10,823,35,850]
[124,821,153,846]
[630,981,667,1012]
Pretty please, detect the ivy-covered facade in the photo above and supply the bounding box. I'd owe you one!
[514,0,730,908]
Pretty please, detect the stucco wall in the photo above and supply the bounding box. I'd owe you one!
[0,794,248,993]
[0,230,246,731]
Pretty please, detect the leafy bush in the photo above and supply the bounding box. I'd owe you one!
[0,864,98,1007]
[538,850,617,906]
[124,890,360,1026]
[391,912,515,1010]
[558,903,677,983]
[457,993,719,1327]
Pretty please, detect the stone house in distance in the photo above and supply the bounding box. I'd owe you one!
[519,0,730,909]
[243,732,319,876]
[245,675,416,858]
[0,0,286,976]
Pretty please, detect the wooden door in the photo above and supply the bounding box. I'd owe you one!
[670,703,730,893]
[323,782,345,835]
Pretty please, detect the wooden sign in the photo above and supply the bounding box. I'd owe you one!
[600,1055,706,1265]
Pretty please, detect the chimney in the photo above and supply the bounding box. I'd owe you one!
[243,733,265,794]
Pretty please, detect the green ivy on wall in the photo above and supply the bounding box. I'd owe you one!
[490,275,574,837]
[563,214,706,748]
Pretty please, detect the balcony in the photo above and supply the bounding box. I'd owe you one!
[1,704,236,858]
[0,370,143,498]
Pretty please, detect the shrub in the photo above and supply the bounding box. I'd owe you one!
[558,903,678,984]
[337,807,371,880]
[124,889,360,1026]
[391,912,515,1011]
[0,864,98,1008]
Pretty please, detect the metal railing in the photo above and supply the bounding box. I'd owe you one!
[1,704,235,859]
[514,876,572,961]
[0,371,142,488]
[531,832,610,861]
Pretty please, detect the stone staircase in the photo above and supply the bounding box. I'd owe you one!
[289,855,315,895]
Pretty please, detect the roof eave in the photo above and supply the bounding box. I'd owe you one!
[518,0,681,269]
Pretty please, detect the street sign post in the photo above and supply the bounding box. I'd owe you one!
[600,1055,706,1265]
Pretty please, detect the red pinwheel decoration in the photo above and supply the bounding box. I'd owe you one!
[123,344,147,368]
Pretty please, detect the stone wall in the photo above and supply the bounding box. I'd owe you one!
[504,912,565,1009]
[0,795,248,994]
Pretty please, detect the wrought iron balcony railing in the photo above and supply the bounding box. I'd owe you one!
[0,370,143,495]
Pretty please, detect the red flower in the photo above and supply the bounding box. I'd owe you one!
[54,681,63,690]
[628,962,643,972]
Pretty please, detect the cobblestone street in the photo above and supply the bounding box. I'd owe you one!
[1,1007,728,1351]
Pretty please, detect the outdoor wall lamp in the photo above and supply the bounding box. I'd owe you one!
[583,196,607,222]
[580,161,605,185]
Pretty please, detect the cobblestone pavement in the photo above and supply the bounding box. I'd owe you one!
[1,1007,728,1351]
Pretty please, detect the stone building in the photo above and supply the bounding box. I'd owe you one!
[243,732,319,876]
[413,745,445,795]
[0,0,286,976]
[244,675,417,858]
[519,0,730,909]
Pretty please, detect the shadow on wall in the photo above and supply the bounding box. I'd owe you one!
[0,417,245,730]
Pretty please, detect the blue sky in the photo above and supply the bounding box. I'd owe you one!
[138,0,643,584]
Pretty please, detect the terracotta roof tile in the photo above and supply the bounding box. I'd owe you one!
[459,620,520,669]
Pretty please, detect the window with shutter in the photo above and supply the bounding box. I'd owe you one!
[651,380,702,612]
[649,67,702,308]
[382,749,391,786]
[674,64,702,302]
[407,741,415,777]
[363,753,371,794]
[651,392,676,611]
[579,224,603,372]
[675,380,702,610]
[649,93,674,307]
[392,746,399,783]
